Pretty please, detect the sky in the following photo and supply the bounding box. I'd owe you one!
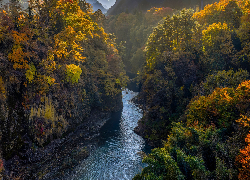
[97,0,116,9]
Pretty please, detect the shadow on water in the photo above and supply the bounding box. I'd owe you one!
[98,110,122,146]
[98,108,152,155]
[65,89,152,180]
[126,72,141,92]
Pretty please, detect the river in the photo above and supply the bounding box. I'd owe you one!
[65,89,151,180]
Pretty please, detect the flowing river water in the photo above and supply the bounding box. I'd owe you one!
[65,89,151,180]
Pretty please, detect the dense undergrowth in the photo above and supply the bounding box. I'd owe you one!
[129,0,250,179]
[104,6,174,73]
[0,0,127,178]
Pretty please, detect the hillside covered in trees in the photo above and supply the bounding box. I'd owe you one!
[107,0,217,15]
[86,0,108,13]
[0,0,127,178]
[0,0,250,179]
[129,0,250,179]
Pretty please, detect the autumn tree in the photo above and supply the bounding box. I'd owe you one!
[0,0,127,162]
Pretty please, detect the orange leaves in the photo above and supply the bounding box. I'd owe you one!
[236,132,250,179]
[236,80,250,112]
[237,0,250,15]
[187,87,235,128]
[12,30,30,44]
[236,80,250,96]
[236,115,250,128]
[246,134,250,143]
[0,9,13,30]
[221,89,233,102]
[187,80,250,129]
[8,45,30,70]
[187,80,250,179]
[8,30,32,70]
[193,2,218,24]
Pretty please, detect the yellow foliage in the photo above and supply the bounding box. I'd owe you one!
[46,50,56,70]
[42,56,56,72]
[54,26,86,62]
[193,0,250,25]
[46,76,55,86]
[25,64,36,83]
[30,96,56,121]
[202,22,229,42]
[147,7,172,17]
[202,22,230,52]
[30,96,68,145]
[237,0,250,15]
[65,64,82,83]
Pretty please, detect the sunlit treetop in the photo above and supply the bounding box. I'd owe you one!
[144,9,196,70]
[202,22,230,52]
[193,0,249,28]
[236,114,250,180]
[147,7,173,16]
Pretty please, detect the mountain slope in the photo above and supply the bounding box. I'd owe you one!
[86,0,108,13]
[107,0,217,15]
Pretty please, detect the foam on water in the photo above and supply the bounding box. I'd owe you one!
[66,89,151,180]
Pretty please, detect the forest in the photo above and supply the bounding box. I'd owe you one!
[0,0,250,179]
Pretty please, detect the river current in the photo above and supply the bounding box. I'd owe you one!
[66,89,151,180]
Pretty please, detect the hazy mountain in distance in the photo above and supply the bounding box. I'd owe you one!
[107,0,217,15]
[107,0,162,15]
[0,0,108,14]
[86,0,108,13]
[0,0,29,9]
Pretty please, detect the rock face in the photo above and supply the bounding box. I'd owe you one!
[3,109,113,179]
[0,73,123,178]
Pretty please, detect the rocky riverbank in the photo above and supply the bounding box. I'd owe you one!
[132,95,157,148]
[3,109,115,180]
